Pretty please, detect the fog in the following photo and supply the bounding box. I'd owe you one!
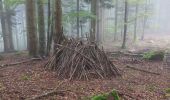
[0,0,170,52]
[151,0,170,35]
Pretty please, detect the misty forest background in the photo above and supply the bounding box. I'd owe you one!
[0,0,169,56]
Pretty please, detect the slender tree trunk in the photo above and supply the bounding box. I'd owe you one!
[114,0,118,41]
[0,0,7,51]
[26,0,38,56]
[76,0,80,38]
[37,0,45,56]
[134,2,138,42]
[96,0,100,44]
[141,0,148,40]
[99,5,103,43]
[122,0,128,49]
[6,14,14,51]
[90,0,97,42]
[54,0,63,46]
[46,0,51,55]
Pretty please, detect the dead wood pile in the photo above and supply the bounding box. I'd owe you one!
[45,40,120,80]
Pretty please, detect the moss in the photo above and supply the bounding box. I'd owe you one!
[91,94,108,100]
[20,74,31,81]
[146,84,156,92]
[110,90,120,100]
[90,90,120,100]
[165,88,170,93]
[143,51,164,61]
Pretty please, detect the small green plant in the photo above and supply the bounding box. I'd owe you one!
[143,51,164,61]
[165,88,170,93]
[91,94,108,100]
[91,90,120,100]
[20,74,31,81]
[110,90,120,100]
[0,82,5,91]
[165,88,170,97]
[146,84,156,92]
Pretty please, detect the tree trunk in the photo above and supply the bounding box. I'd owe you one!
[0,0,14,52]
[141,0,148,40]
[90,0,97,42]
[26,0,38,56]
[37,0,45,56]
[114,0,118,41]
[6,14,14,51]
[76,0,80,38]
[134,2,138,42]
[54,0,63,46]
[96,0,100,44]
[46,0,51,55]
[122,0,128,49]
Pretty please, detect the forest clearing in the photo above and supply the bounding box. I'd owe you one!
[0,0,170,100]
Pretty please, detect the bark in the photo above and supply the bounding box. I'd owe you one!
[134,2,138,42]
[96,0,100,44]
[37,0,45,56]
[114,0,118,41]
[46,0,51,55]
[122,0,128,49]
[76,0,80,38]
[6,14,14,51]
[26,0,38,56]
[0,0,14,52]
[90,0,97,42]
[141,0,148,40]
[54,0,63,45]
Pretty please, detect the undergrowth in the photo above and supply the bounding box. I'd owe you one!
[143,51,164,61]
[84,90,120,100]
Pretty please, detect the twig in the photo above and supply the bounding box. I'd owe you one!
[126,65,160,75]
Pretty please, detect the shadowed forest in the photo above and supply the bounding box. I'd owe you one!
[0,0,169,100]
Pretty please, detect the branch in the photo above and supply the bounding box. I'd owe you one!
[126,65,160,75]
[26,80,69,100]
[0,58,42,68]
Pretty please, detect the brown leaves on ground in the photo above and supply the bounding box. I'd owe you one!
[0,53,169,100]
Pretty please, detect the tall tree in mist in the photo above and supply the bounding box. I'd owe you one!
[114,0,118,41]
[26,0,38,56]
[46,0,51,55]
[54,0,63,45]
[90,0,97,42]
[141,0,148,40]
[122,0,128,49]
[134,1,139,41]
[77,0,80,38]
[37,0,45,56]
[0,0,14,52]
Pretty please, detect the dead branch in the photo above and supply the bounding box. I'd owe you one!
[126,65,160,75]
[26,80,68,100]
[0,58,42,68]
[116,90,144,100]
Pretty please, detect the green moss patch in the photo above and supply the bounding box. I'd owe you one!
[143,51,164,61]
[90,90,120,100]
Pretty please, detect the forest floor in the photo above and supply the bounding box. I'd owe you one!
[0,52,169,100]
